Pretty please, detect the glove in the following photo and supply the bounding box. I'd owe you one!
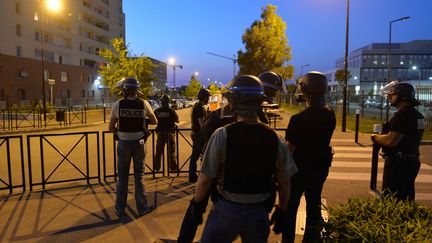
[270,207,286,235]
[189,197,206,225]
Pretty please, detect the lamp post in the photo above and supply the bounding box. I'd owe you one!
[386,16,410,121]
[40,0,61,125]
[341,0,350,132]
[168,57,183,96]
[301,64,310,77]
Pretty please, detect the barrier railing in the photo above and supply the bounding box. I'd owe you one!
[27,131,100,191]
[0,135,25,194]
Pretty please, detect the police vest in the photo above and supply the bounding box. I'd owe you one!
[156,106,176,131]
[223,122,278,194]
[118,98,145,133]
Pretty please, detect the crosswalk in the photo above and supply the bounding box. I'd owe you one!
[294,138,432,236]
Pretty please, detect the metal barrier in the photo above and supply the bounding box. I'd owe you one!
[67,108,86,125]
[0,135,25,194]
[101,128,195,182]
[27,131,100,191]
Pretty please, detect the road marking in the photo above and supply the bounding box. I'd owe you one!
[333,153,372,158]
[334,146,371,151]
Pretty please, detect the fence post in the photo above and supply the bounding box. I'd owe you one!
[355,109,360,143]
[370,124,381,191]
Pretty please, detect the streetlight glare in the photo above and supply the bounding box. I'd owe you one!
[412,66,417,70]
[168,57,175,65]
[194,72,199,76]
[46,0,62,12]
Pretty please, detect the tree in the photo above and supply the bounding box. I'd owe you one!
[335,69,352,88]
[184,75,203,98]
[208,83,220,95]
[237,4,294,80]
[98,38,155,97]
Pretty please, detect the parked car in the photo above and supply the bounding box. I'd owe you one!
[359,99,379,108]
[147,99,160,111]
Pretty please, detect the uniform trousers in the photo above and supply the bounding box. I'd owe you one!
[382,157,420,201]
[155,130,177,171]
[283,167,329,243]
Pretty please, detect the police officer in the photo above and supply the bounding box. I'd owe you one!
[371,81,424,201]
[154,94,179,171]
[108,77,157,217]
[259,71,284,104]
[189,88,211,183]
[192,75,297,242]
[284,71,336,242]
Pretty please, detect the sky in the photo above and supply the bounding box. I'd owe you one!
[123,0,432,87]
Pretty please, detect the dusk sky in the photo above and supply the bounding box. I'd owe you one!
[123,0,432,87]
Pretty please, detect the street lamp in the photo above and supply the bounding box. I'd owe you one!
[40,0,62,124]
[168,57,183,96]
[386,16,410,121]
[301,64,310,77]
[341,0,350,132]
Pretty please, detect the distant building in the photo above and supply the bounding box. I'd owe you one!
[149,57,168,94]
[327,40,432,97]
[0,1,167,109]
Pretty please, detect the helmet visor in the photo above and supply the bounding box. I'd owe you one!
[380,81,400,96]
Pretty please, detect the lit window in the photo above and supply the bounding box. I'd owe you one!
[373,60,378,65]
[400,61,404,65]
[34,12,39,21]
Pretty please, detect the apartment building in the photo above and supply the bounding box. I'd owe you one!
[327,40,432,96]
[0,0,126,108]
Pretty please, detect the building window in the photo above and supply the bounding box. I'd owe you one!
[88,90,95,97]
[16,2,22,14]
[81,89,86,98]
[88,74,93,83]
[34,12,40,21]
[58,55,63,64]
[61,72,68,82]
[16,24,22,36]
[16,46,22,57]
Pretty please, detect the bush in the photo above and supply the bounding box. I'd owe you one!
[322,195,432,242]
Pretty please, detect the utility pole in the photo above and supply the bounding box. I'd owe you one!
[206,52,237,78]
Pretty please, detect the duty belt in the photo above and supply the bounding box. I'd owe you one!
[381,152,419,160]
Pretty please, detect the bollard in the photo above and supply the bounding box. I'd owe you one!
[370,124,381,191]
[103,107,106,123]
[355,109,360,143]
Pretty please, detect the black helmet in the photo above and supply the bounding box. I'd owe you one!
[197,88,211,101]
[381,81,420,106]
[121,77,140,90]
[226,75,265,105]
[298,72,328,96]
[258,71,283,99]
[161,94,170,102]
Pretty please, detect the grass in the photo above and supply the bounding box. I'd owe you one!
[281,104,432,141]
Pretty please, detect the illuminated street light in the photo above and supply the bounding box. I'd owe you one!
[386,16,410,121]
[40,0,62,125]
[167,57,183,96]
[301,64,310,77]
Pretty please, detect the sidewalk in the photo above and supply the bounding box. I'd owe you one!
[0,108,431,242]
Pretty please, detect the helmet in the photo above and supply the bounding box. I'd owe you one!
[258,71,283,99]
[381,81,420,106]
[298,71,328,96]
[197,88,211,101]
[121,77,140,90]
[226,75,265,106]
[161,94,170,102]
